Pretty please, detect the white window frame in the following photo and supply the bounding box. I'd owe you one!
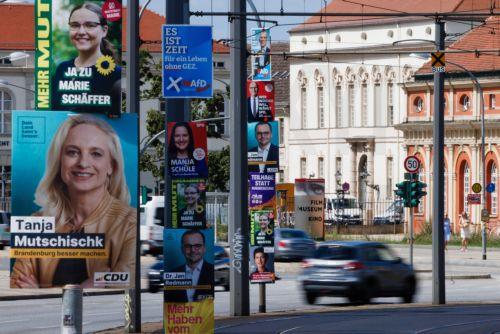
[361,83,368,127]
[464,164,470,214]
[348,84,354,127]
[318,157,324,178]
[301,87,307,128]
[492,164,498,215]
[318,86,325,128]
[386,157,393,199]
[335,85,342,128]
[300,158,307,178]
[387,83,394,126]
[0,90,12,134]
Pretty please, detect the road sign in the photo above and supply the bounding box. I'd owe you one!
[342,182,350,192]
[404,156,420,173]
[487,183,495,193]
[472,183,482,194]
[162,25,213,98]
[431,52,446,73]
[467,193,481,205]
[482,209,490,222]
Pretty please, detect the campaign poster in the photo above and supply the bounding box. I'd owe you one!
[164,299,214,334]
[167,122,208,178]
[249,246,275,284]
[172,179,207,229]
[251,28,271,81]
[163,228,214,300]
[294,179,325,239]
[250,209,275,247]
[162,25,213,98]
[249,173,275,209]
[35,0,123,117]
[247,121,279,173]
[247,80,275,122]
[10,111,138,289]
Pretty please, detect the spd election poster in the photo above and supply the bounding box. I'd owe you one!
[35,0,123,117]
[167,122,208,178]
[10,111,137,289]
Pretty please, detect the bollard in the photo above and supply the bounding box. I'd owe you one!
[259,283,266,313]
[61,285,83,334]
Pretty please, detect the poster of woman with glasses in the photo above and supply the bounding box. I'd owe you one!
[48,0,122,117]
[172,179,207,229]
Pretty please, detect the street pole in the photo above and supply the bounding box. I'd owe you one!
[229,0,250,316]
[125,0,141,331]
[432,20,445,305]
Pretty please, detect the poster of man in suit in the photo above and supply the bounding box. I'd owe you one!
[247,80,274,122]
[251,28,271,81]
[247,121,279,173]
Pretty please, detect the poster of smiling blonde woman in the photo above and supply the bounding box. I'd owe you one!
[10,111,137,289]
[36,0,122,117]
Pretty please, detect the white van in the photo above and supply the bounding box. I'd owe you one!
[140,196,164,256]
[324,194,362,225]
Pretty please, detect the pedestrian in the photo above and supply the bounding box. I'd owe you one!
[459,211,470,252]
[443,213,451,251]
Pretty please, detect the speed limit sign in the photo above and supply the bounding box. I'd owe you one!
[404,155,420,173]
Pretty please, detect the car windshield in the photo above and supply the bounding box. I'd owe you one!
[315,245,355,260]
[280,230,308,239]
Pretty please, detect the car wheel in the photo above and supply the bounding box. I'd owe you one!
[401,277,416,303]
[0,244,4,250]
[358,279,378,304]
[305,292,317,305]
[149,285,159,293]
[224,283,230,291]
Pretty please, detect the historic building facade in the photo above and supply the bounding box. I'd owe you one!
[401,16,499,233]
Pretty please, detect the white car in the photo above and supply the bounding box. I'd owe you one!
[0,211,10,250]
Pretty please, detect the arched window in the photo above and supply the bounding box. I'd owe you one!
[0,90,12,134]
[492,164,498,215]
[464,163,470,214]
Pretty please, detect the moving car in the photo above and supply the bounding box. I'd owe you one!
[140,196,164,256]
[274,228,316,261]
[148,244,229,293]
[299,241,416,305]
[0,211,10,250]
[373,200,404,225]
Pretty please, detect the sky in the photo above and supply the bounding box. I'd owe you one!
[141,0,325,42]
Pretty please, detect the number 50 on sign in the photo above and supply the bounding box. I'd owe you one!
[404,156,420,173]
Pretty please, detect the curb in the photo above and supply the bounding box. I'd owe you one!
[0,288,149,301]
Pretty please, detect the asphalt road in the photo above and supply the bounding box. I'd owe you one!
[1,275,500,333]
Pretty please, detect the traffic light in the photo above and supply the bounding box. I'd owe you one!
[409,181,427,208]
[395,181,410,207]
[141,186,153,204]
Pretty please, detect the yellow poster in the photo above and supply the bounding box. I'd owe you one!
[164,298,214,334]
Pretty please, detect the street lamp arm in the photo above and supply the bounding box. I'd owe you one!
[140,129,165,157]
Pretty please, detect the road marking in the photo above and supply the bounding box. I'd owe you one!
[0,319,24,324]
[415,318,500,333]
[279,326,302,333]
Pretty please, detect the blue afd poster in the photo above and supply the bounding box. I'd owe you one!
[162,25,213,98]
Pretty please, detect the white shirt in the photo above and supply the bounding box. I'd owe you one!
[258,143,271,173]
[251,97,259,117]
[185,260,203,302]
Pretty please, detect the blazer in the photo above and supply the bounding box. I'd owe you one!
[164,261,214,302]
[247,97,272,122]
[10,193,136,289]
[248,144,279,173]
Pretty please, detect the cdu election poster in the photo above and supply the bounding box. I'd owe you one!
[294,178,325,239]
[10,111,138,289]
[35,0,123,117]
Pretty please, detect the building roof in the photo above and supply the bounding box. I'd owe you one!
[290,0,498,33]
[0,4,229,54]
[416,16,500,74]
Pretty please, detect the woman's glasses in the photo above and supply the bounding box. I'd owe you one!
[69,21,102,31]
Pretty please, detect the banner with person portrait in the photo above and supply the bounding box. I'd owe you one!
[294,178,325,239]
[10,110,137,289]
[247,121,279,173]
[249,245,275,284]
[251,28,271,81]
[247,80,275,122]
[250,209,274,247]
[167,122,208,178]
[249,173,276,209]
[171,179,207,229]
[35,0,123,117]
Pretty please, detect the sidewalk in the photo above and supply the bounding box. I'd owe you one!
[0,244,497,301]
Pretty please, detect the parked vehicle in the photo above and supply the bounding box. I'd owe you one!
[140,196,164,256]
[148,244,230,293]
[325,195,362,225]
[274,228,316,261]
[0,211,10,250]
[373,200,404,225]
[299,241,416,305]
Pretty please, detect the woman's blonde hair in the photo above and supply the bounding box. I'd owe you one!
[34,114,130,222]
